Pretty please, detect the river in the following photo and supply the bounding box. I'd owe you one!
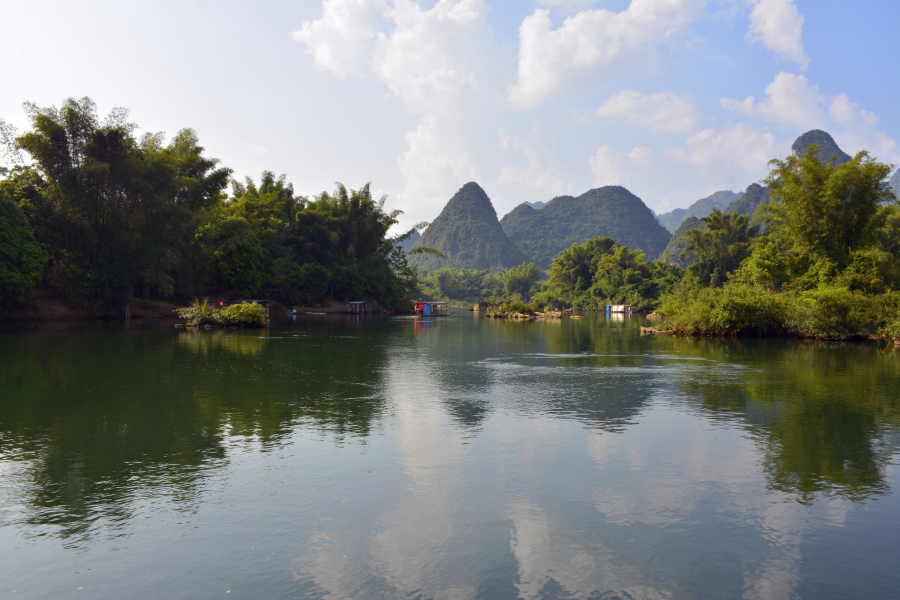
[1,313,898,599]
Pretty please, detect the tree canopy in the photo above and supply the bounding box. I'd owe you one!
[1,96,420,313]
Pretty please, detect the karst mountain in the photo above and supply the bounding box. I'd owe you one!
[408,182,527,273]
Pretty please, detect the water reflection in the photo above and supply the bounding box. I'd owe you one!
[0,316,898,599]
[659,337,900,503]
[0,320,394,547]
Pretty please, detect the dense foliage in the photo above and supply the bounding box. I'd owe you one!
[0,190,47,308]
[681,209,759,287]
[658,145,900,339]
[500,186,672,269]
[420,267,505,302]
[1,97,419,313]
[176,298,268,328]
[534,236,681,310]
[661,216,702,267]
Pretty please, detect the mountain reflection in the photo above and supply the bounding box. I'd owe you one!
[408,314,656,434]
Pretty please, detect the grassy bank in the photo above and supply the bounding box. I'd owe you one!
[656,283,900,340]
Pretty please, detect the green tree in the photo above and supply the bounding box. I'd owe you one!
[760,145,895,268]
[540,236,681,310]
[13,97,231,312]
[503,262,541,298]
[682,208,759,287]
[0,191,48,307]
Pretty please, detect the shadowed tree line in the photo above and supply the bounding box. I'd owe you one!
[0,97,421,314]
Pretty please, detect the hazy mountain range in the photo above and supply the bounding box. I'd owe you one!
[407,130,865,273]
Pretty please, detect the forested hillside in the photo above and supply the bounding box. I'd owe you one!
[408,182,527,273]
[726,183,770,217]
[500,186,671,269]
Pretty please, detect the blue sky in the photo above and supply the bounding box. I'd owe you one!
[2,0,897,227]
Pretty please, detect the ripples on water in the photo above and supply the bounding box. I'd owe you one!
[1,314,899,599]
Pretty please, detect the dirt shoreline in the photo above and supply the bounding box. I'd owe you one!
[0,290,368,322]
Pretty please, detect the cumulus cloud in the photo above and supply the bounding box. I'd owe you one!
[498,131,572,198]
[536,0,600,7]
[746,0,810,69]
[720,73,897,163]
[508,0,705,108]
[589,145,653,187]
[291,0,383,78]
[398,116,481,211]
[596,90,701,133]
[666,123,782,179]
[829,93,879,126]
[293,0,496,221]
[720,72,824,129]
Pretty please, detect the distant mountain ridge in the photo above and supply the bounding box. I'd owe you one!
[661,216,703,267]
[656,190,741,233]
[726,183,770,217]
[522,201,546,210]
[408,182,527,273]
[500,186,671,269]
[397,230,420,254]
[408,130,864,275]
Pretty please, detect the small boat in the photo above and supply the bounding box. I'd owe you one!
[606,305,634,314]
[413,301,449,317]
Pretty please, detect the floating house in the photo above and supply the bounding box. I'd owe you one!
[606,305,634,313]
[413,301,449,317]
[344,301,373,313]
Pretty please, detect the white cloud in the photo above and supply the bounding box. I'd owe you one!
[829,93,880,126]
[589,145,653,187]
[293,0,496,222]
[508,0,705,108]
[536,0,600,7]
[398,115,481,211]
[746,0,810,69]
[666,122,782,179]
[719,73,897,164]
[291,0,383,78]
[596,90,701,133]
[721,72,824,129]
[498,132,572,198]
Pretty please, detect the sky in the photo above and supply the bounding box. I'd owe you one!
[2,0,898,228]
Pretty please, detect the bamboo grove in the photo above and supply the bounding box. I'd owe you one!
[0,97,419,313]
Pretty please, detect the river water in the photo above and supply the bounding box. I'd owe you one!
[1,313,898,599]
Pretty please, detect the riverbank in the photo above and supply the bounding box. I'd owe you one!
[0,290,362,322]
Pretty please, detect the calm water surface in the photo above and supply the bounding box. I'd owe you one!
[1,314,899,599]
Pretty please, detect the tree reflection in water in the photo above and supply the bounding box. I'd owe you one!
[0,319,392,547]
[661,336,900,503]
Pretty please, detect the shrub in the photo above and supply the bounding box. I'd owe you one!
[216,302,268,327]
[494,300,537,315]
[176,297,218,325]
[789,287,878,339]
